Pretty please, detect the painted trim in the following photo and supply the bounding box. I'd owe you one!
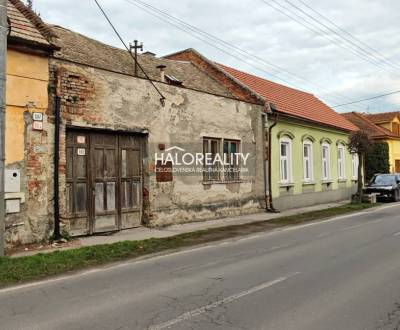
[320,137,332,144]
[301,134,315,142]
[277,130,295,140]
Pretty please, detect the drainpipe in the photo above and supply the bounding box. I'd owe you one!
[53,70,61,240]
[267,111,279,212]
[261,112,269,211]
[0,0,7,255]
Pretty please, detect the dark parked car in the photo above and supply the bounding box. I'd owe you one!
[364,174,400,202]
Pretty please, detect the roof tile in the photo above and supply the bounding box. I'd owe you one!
[217,63,357,132]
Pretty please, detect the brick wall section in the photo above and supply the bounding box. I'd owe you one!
[166,51,263,105]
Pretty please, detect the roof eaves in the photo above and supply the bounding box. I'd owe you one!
[8,0,58,46]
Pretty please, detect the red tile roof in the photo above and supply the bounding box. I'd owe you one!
[365,111,400,124]
[7,0,55,49]
[217,63,357,132]
[342,112,399,139]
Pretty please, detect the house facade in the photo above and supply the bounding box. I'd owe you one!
[343,112,400,173]
[166,49,358,210]
[4,10,268,245]
[5,0,57,244]
[365,112,400,173]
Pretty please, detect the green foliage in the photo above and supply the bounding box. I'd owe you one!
[365,142,390,180]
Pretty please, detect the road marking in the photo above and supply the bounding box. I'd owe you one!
[149,273,299,330]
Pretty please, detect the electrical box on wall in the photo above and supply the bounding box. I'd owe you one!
[5,169,21,193]
[6,199,20,214]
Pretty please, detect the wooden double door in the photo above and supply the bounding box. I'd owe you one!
[66,130,143,235]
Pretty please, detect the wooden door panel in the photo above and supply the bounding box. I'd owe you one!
[66,130,143,235]
[91,132,119,233]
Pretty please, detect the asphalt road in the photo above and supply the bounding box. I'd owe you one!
[2,203,400,330]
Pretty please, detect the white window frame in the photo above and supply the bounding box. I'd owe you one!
[321,143,330,181]
[303,140,313,182]
[337,144,346,179]
[351,153,359,180]
[279,137,292,184]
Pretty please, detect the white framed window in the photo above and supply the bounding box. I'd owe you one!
[280,138,292,184]
[303,140,313,182]
[338,144,346,179]
[321,143,330,180]
[351,153,359,180]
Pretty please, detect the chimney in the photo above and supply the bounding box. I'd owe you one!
[142,51,156,57]
[156,65,166,82]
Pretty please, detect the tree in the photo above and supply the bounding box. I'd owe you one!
[348,130,372,203]
[365,142,390,180]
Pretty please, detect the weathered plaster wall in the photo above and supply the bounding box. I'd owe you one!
[49,60,265,233]
[5,49,51,245]
[271,119,356,210]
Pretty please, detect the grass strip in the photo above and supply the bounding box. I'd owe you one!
[0,202,377,287]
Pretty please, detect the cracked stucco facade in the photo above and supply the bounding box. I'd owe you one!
[5,55,266,246]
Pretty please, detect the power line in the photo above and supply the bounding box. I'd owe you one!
[294,0,400,71]
[261,0,400,76]
[123,0,365,109]
[332,90,400,108]
[282,0,400,73]
[93,0,166,105]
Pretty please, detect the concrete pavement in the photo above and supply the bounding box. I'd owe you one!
[12,201,347,257]
[1,202,400,329]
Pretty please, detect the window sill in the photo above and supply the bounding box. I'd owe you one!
[279,182,295,187]
[338,178,348,182]
[321,180,333,184]
[302,181,316,186]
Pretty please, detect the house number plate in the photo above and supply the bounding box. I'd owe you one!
[77,148,86,156]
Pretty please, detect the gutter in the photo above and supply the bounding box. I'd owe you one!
[267,111,279,213]
[53,69,61,240]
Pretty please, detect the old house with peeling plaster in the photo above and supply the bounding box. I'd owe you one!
[4,0,268,246]
[5,0,58,245]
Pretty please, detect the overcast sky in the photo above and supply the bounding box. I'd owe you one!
[31,0,400,113]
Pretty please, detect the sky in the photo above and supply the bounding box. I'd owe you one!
[30,0,400,113]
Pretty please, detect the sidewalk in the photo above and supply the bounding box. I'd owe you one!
[11,201,349,257]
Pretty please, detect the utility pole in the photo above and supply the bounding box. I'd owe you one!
[0,0,7,256]
[129,40,143,77]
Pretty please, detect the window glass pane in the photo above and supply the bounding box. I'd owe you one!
[121,181,130,209]
[132,182,141,208]
[121,149,127,177]
[75,183,87,213]
[106,182,116,211]
[95,183,104,212]
[231,142,237,154]
[281,143,287,156]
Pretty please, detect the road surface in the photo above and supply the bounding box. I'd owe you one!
[1,203,400,329]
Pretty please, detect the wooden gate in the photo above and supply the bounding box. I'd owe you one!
[65,130,143,235]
